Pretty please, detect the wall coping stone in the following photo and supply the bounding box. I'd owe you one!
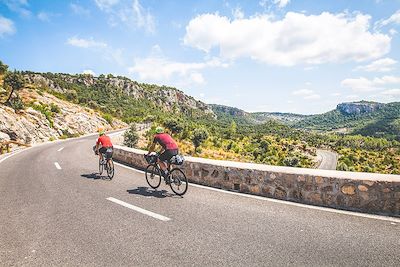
[114,145,400,182]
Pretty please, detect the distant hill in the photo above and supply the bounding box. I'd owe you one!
[294,101,400,140]
[209,104,308,124]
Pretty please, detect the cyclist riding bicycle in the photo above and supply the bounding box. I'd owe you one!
[95,128,113,162]
[147,126,179,180]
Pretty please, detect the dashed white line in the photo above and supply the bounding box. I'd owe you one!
[54,162,62,170]
[57,147,64,152]
[106,197,171,221]
[113,162,400,223]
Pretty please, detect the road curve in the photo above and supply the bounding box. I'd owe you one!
[0,135,399,266]
[317,149,338,170]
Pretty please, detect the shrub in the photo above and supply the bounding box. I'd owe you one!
[102,113,113,125]
[191,128,209,153]
[50,103,61,113]
[283,156,300,167]
[123,124,139,148]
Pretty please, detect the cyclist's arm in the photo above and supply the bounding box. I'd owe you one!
[148,142,156,154]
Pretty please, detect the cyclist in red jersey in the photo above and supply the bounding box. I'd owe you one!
[147,126,179,177]
[95,128,113,161]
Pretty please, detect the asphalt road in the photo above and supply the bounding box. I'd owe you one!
[0,134,399,266]
[317,149,338,170]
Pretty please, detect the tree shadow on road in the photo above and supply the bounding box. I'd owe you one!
[127,187,177,198]
[81,173,110,180]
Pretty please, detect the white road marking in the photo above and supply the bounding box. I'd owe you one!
[106,197,171,221]
[54,162,62,170]
[114,162,400,223]
[57,147,64,152]
[0,150,24,164]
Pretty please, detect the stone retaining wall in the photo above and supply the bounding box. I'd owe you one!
[113,145,400,217]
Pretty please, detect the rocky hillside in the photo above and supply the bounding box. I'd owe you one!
[25,72,215,119]
[294,101,400,140]
[0,88,126,145]
[336,101,384,115]
[209,104,307,124]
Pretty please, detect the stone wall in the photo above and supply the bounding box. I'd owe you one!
[113,145,400,217]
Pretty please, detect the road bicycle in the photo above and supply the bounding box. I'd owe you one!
[95,147,115,179]
[144,153,188,196]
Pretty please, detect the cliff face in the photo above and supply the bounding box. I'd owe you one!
[337,101,384,115]
[25,73,215,117]
[0,89,126,145]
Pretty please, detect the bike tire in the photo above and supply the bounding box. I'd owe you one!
[169,168,188,196]
[99,158,103,175]
[145,164,162,189]
[107,159,115,179]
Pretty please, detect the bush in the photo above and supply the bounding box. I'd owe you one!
[123,124,139,148]
[102,113,113,125]
[50,103,61,113]
[191,128,209,153]
[283,156,300,167]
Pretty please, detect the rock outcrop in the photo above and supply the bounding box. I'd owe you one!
[337,101,384,115]
[24,73,215,117]
[0,89,126,145]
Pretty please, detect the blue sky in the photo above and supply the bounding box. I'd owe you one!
[1,0,400,114]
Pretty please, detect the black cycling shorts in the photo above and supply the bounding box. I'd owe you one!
[159,149,178,162]
[99,147,113,159]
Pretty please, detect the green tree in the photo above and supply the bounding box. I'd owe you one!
[164,118,183,135]
[4,71,24,105]
[191,128,209,153]
[123,124,139,148]
[0,60,8,75]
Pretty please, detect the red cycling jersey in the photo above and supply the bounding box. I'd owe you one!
[96,135,113,147]
[154,133,178,150]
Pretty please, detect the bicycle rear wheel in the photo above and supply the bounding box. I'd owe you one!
[169,168,188,196]
[107,159,114,179]
[99,158,103,175]
[145,164,162,189]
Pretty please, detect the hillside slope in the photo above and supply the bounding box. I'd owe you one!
[0,88,126,145]
[25,72,215,122]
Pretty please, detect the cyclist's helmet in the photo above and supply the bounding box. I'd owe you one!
[155,126,164,134]
[98,127,105,136]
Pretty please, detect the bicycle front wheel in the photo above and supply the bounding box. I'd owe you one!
[169,168,188,196]
[145,164,162,189]
[99,158,103,175]
[107,159,114,179]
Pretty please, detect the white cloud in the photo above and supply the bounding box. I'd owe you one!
[37,11,57,22]
[1,0,31,17]
[292,89,320,100]
[375,9,400,28]
[0,15,15,37]
[128,45,228,84]
[341,75,400,92]
[346,95,359,100]
[67,37,107,48]
[232,7,244,20]
[292,89,313,96]
[82,69,96,76]
[274,0,290,8]
[70,3,91,17]
[331,92,341,97]
[381,89,400,96]
[355,57,397,72]
[183,12,391,66]
[94,0,155,33]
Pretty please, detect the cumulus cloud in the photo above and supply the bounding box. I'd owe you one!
[341,75,400,92]
[67,36,123,64]
[183,12,391,66]
[274,0,290,8]
[128,45,228,84]
[67,37,107,48]
[292,89,320,100]
[94,0,155,33]
[0,15,15,37]
[382,89,400,96]
[355,57,397,72]
[37,11,58,22]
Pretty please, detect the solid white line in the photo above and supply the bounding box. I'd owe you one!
[57,147,64,152]
[106,197,171,221]
[114,162,400,223]
[54,162,62,170]
[0,150,24,164]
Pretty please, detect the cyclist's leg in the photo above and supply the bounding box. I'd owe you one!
[99,147,106,162]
